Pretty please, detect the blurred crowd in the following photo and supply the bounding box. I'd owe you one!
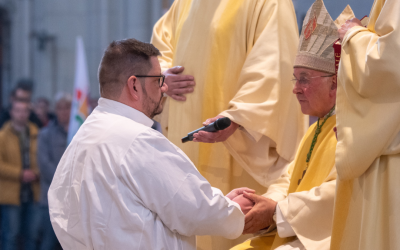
[0,79,97,250]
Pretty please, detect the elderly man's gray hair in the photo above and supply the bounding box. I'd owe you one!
[55,92,72,105]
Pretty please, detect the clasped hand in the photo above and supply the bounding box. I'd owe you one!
[241,192,277,235]
[226,188,255,215]
[227,189,277,234]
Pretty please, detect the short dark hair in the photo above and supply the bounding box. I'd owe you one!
[11,79,34,98]
[98,39,161,98]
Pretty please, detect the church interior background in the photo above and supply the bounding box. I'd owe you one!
[0,0,374,109]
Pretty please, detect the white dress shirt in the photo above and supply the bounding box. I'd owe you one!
[48,98,244,250]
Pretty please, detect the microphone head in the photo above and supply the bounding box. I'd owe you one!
[181,136,191,143]
[214,117,231,130]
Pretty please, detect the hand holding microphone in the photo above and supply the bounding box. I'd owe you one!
[182,115,239,143]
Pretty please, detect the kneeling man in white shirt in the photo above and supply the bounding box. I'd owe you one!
[48,38,253,250]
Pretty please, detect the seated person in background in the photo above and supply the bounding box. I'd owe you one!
[232,0,341,249]
[48,38,253,250]
[37,93,72,250]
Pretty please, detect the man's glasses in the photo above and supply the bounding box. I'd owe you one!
[135,75,165,88]
[291,74,335,87]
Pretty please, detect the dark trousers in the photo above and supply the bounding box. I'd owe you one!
[1,202,40,250]
[38,206,58,250]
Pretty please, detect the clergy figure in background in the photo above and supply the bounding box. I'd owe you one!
[331,0,400,249]
[232,1,343,249]
[48,39,253,250]
[151,1,306,247]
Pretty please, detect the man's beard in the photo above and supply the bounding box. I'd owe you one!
[143,92,164,119]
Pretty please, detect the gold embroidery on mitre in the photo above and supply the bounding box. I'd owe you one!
[294,0,338,74]
[304,14,317,40]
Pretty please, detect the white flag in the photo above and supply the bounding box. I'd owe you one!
[68,36,90,143]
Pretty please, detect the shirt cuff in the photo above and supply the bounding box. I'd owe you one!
[276,203,296,238]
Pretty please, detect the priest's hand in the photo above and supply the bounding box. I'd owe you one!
[339,18,363,41]
[232,194,255,215]
[242,191,277,234]
[164,66,195,101]
[192,115,239,143]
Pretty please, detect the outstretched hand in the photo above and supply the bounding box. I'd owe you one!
[339,18,363,41]
[242,191,277,234]
[193,115,239,143]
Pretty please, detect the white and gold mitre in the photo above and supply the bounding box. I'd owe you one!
[334,5,370,29]
[294,0,338,74]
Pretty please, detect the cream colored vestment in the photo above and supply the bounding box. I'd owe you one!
[231,115,338,250]
[331,0,400,249]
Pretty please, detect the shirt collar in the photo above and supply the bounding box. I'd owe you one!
[96,98,154,127]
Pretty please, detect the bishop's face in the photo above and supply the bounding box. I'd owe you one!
[292,67,337,118]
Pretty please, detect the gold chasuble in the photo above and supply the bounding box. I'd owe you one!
[331,0,400,249]
[271,115,337,249]
[152,1,306,249]
[232,116,337,250]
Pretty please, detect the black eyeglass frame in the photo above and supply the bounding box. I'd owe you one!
[135,75,165,88]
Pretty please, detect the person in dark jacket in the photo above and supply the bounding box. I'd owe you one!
[37,93,71,250]
[0,79,43,129]
[33,97,56,127]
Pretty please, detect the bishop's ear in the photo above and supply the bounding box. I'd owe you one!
[331,75,337,90]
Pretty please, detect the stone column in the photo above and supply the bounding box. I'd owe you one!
[20,0,31,77]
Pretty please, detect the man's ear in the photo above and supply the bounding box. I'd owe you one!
[127,76,140,101]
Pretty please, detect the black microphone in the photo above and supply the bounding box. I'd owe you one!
[181,117,231,143]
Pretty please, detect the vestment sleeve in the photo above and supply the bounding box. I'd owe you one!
[262,160,294,202]
[277,166,337,249]
[219,0,306,186]
[220,0,305,164]
[122,130,244,239]
[151,0,179,72]
[336,0,400,180]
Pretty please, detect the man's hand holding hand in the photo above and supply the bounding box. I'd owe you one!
[226,187,255,200]
[339,18,363,41]
[193,115,239,143]
[164,66,195,101]
[242,191,277,234]
[232,194,254,215]
[226,188,255,215]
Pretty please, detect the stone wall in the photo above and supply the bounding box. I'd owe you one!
[0,0,172,107]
